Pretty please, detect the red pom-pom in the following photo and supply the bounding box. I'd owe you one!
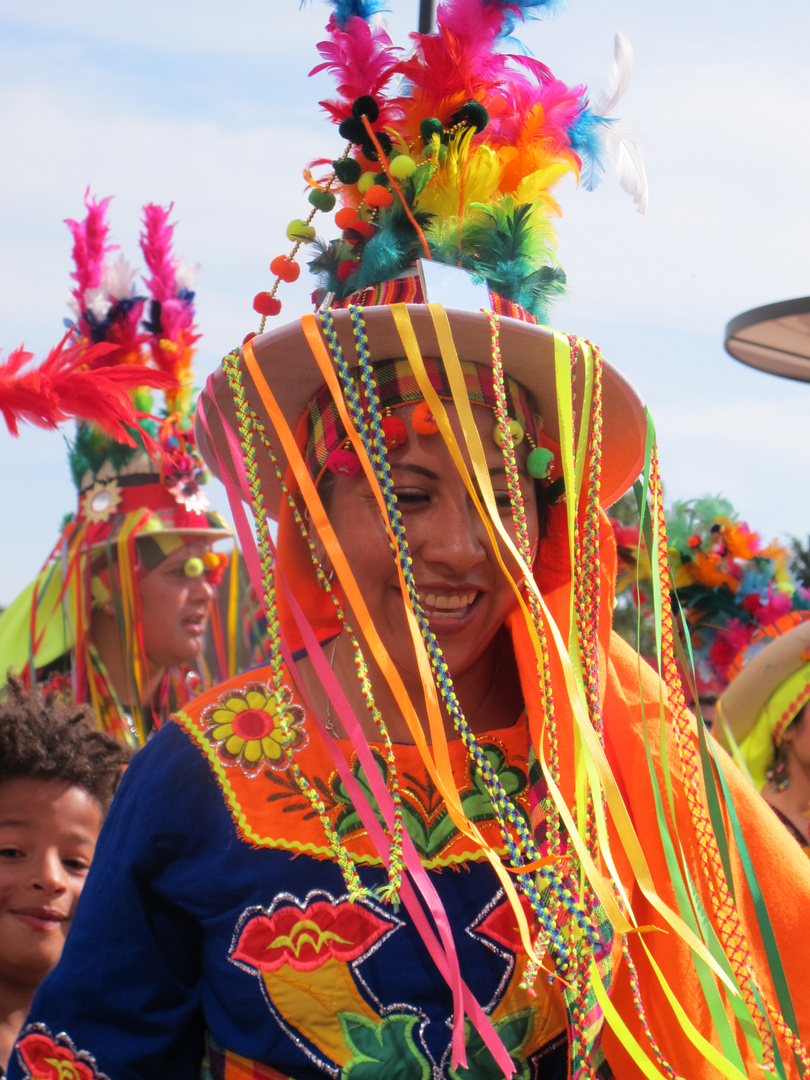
[242,331,257,345]
[364,185,394,209]
[270,256,300,282]
[346,220,376,241]
[325,447,360,476]
[336,260,359,283]
[335,207,358,230]
[253,292,282,316]
[687,534,701,549]
[412,400,439,435]
[381,415,407,451]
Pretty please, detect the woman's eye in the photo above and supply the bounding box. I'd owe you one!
[392,488,430,506]
[493,491,514,510]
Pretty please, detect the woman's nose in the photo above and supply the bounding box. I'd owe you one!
[190,576,214,603]
[421,496,487,572]
[31,849,69,895]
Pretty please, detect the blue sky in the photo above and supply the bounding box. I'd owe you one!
[1,0,809,604]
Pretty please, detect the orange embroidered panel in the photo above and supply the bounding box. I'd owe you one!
[175,664,531,870]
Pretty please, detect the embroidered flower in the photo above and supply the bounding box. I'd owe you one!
[80,479,121,523]
[17,1026,110,1080]
[203,682,306,776]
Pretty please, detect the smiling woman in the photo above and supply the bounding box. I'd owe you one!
[9,2,810,1079]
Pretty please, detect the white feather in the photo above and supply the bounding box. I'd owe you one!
[103,255,138,300]
[593,33,634,118]
[603,120,649,214]
[82,286,112,321]
[175,259,200,291]
[593,34,649,214]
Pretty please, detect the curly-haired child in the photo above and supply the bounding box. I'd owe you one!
[0,678,130,1076]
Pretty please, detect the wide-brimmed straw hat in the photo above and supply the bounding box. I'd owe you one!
[197,300,647,514]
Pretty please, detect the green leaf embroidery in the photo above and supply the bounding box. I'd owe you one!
[339,1012,431,1080]
[449,1009,534,1080]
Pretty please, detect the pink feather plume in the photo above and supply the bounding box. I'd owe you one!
[311,15,402,125]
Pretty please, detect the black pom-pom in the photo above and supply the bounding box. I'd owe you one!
[361,131,392,161]
[333,158,362,184]
[420,117,443,144]
[351,95,380,123]
[454,101,489,133]
[338,117,365,144]
[374,172,388,185]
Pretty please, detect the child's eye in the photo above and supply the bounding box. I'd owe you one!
[0,847,22,859]
[63,858,91,873]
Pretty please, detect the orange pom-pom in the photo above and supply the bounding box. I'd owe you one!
[335,207,358,230]
[365,185,394,209]
[270,256,300,283]
[412,400,439,435]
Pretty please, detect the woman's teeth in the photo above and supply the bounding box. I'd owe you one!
[422,591,477,617]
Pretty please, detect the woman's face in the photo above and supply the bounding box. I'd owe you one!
[320,402,540,681]
[138,541,215,669]
[783,702,810,770]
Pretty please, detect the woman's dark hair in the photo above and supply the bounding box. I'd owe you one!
[0,676,132,816]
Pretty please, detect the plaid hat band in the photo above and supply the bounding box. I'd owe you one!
[305,356,539,481]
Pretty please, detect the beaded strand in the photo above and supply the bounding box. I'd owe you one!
[320,306,600,973]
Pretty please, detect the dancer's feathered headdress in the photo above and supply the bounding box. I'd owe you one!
[0,192,233,748]
[613,495,810,694]
[250,0,646,328]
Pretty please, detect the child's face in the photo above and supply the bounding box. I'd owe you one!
[0,778,102,988]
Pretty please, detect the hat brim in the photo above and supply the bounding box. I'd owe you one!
[196,305,647,515]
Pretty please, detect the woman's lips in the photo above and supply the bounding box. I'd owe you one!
[12,907,68,931]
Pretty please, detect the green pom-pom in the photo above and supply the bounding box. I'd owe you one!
[455,100,489,133]
[351,95,379,123]
[338,116,365,144]
[333,158,362,185]
[361,132,391,162]
[308,188,337,211]
[286,219,316,243]
[420,118,443,144]
[527,446,554,479]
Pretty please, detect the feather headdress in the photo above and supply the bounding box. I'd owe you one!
[293,0,647,320]
[0,192,233,750]
[140,202,200,417]
[612,495,810,693]
[0,336,173,442]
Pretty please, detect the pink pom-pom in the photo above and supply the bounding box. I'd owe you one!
[326,447,360,476]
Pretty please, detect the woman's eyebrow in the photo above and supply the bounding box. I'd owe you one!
[389,464,439,480]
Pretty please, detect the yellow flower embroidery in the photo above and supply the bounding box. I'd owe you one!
[204,683,306,776]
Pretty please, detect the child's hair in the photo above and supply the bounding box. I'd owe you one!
[0,676,132,816]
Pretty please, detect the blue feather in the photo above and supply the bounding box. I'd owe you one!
[568,110,609,192]
[481,0,564,39]
[313,0,390,28]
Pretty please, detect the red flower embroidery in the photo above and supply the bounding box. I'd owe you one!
[233,899,391,973]
[17,1029,108,1080]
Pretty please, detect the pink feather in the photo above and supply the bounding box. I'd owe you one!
[64,189,117,314]
[311,14,402,124]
